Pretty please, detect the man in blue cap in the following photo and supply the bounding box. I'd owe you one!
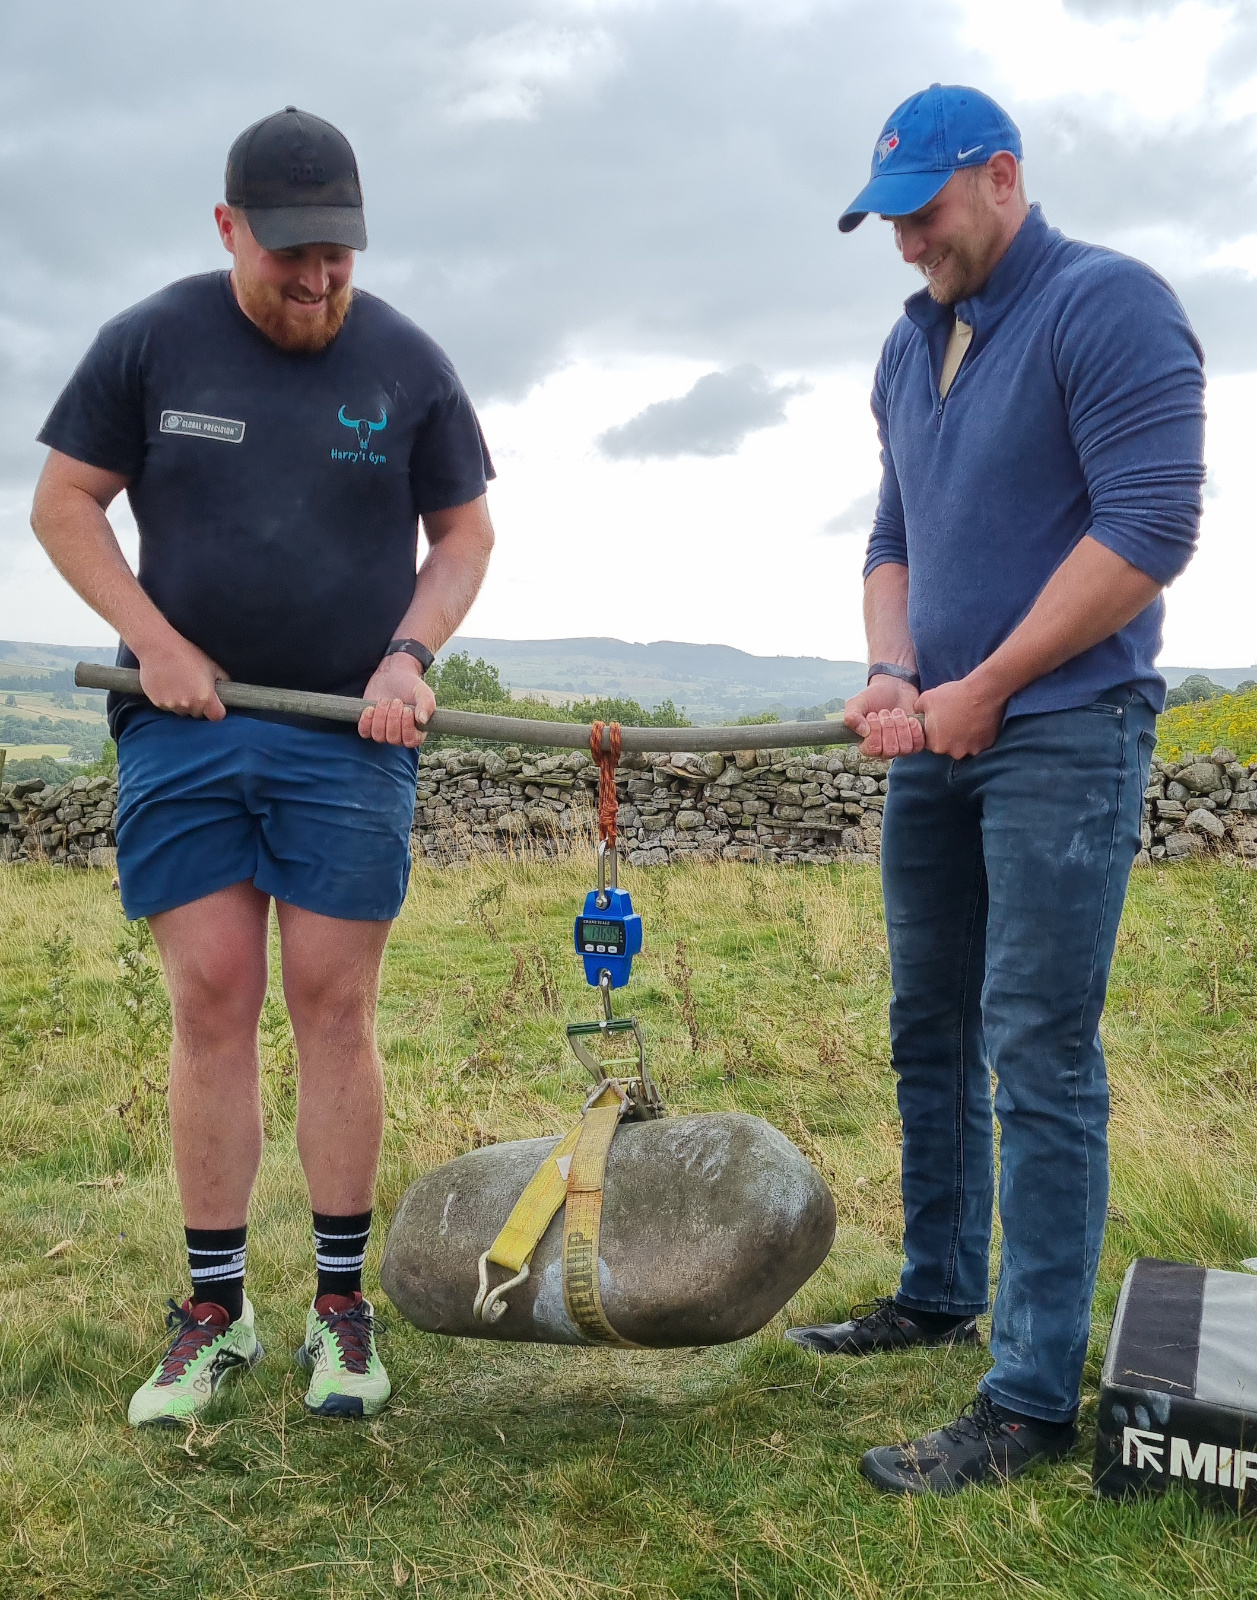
[787,85,1205,1494]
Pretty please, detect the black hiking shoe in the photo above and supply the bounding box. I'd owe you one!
[785,1296,980,1357]
[860,1392,1077,1496]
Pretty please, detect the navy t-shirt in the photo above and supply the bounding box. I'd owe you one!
[38,272,494,736]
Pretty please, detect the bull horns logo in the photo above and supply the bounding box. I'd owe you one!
[338,405,388,450]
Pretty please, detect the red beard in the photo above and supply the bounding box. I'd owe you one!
[232,269,353,352]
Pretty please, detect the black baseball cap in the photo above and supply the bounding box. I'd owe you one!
[225,106,367,251]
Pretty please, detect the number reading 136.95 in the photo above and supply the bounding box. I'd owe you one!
[576,918,627,955]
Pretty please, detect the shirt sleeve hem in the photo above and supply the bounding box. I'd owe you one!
[413,479,491,516]
[862,551,909,582]
[35,428,138,480]
[1085,524,1191,588]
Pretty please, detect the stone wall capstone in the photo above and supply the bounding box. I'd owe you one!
[1,744,1254,871]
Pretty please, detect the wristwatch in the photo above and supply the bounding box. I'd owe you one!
[385,638,435,675]
[867,661,921,690]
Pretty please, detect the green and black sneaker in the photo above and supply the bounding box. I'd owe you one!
[128,1297,263,1428]
[295,1292,390,1418]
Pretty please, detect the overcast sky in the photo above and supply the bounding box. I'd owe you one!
[3,0,1255,665]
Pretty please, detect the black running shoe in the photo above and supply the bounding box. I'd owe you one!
[860,1392,1077,1496]
[785,1296,980,1356]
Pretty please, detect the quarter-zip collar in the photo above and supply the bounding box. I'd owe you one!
[903,205,1053,401]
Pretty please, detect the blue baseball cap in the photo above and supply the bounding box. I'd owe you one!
[839,84,1022,233]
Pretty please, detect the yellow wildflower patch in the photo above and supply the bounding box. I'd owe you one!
[1157,688,1257,764]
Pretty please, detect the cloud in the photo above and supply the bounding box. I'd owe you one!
[820,488,878,537]
[597,366,809,459]
[2,0,1257,544]
[1062,0,1181,16]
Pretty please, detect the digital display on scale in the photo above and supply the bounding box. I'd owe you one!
[576,918,627,955]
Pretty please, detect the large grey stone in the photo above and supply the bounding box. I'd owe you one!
[1185,808,1226,839]
[1165,831,1205,857]
[627,846,669,866]
[1178,762,1224,796]
[380,1112,836,1348]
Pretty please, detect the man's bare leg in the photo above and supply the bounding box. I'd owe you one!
[149,881,271,1228]
[277,902,394,1417]
[275,902,391,1215]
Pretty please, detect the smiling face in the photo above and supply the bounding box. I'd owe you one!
[885,154,1028,306]
[215,204,355,352]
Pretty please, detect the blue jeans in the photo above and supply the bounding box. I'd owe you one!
[880,690,1156,1422]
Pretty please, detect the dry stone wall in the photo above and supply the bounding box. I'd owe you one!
[1144,747,1257,863]
[411,744,889,867]
[1,772,120,869]
[2,743,1255,872]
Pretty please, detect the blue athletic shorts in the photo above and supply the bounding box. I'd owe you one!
[115,710,419,922]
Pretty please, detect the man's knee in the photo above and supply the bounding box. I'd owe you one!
[282,965,378,1050]
[275,907,387,1048]
[167,946,268,1048]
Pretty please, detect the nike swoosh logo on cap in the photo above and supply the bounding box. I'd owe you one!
[957,144,984,160]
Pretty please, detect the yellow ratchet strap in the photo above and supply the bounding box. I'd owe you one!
[485,1120,583,1275]
[474,1083,636,1344]
[561,1086,637,1347]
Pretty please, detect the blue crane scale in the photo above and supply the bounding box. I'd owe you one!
[575,887,642,989]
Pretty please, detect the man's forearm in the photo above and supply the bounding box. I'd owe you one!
[32,451,226,718]
[969,535,1162,704]
[863,561,918,672]
[392,496,494,654]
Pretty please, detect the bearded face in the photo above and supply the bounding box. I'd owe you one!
[889,163,1026,307]
[219,207,356,353]
[918,225,995,307]
[232,260,353,352]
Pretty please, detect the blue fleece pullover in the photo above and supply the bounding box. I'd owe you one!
[864,204,1205,715]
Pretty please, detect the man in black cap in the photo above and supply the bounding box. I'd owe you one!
[31,108,496,1426]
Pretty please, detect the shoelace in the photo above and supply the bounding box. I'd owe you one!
[320,1301,375,1375]
[847,1296,912,1341]
[940,1392,1008,1446]
[155,1299,221,1386]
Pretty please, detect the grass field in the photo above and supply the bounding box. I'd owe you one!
[2,853,1255,1599]
[1,744,73,762]
[0,692,108,725]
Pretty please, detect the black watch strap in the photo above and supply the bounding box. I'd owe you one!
[867,661,921,690]
[385,638,435,675]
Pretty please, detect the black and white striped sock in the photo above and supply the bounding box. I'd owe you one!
[185,1225,247,1323]
[313,1210,372,1300]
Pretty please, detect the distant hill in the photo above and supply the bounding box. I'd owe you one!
[0,641,116,671]
[444,637,870,720]
[443,639,1257,721]
[1160,666,1257,690]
